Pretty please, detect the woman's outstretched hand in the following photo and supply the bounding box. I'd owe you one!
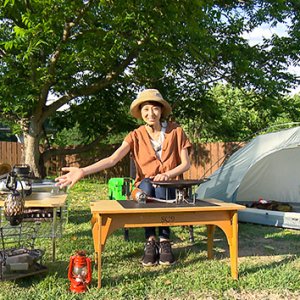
[55,167,85,188]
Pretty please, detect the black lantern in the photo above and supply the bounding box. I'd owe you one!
[4,190,24,226]
[4,171,25,226]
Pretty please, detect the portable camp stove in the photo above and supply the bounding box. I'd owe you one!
[131,179,209,204]
[0,164,34,196]
[10,164,34,196]
[151,179,209,204]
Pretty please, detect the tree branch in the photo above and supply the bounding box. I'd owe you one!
[41,133,106,161]
[77,51,138,96]
[38,0,94,108]
[0,48,6,58]
[42,48,139,122]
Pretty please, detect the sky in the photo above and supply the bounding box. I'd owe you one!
[243,22,300,95]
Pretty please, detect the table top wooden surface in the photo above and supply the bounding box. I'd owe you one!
[0,192,68,208]
[90,199,245,214]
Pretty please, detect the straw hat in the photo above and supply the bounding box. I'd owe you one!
[130,89,172,119]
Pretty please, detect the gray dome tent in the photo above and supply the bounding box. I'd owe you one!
[196,126,300,229]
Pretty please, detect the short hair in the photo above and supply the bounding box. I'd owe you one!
[139,101,163,110]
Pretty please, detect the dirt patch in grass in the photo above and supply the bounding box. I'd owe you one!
[159,290,300,300]
[223,289,300,300]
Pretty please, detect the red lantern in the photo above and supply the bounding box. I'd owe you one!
[68,250,92,293]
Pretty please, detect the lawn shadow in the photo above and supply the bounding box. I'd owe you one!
[3,272,48,288]
[63,229,93,238]
[46,260,69,277]
[238,255,299,277]
[184,223,300,258]
[68,209,92,224]
[4,260,70,288]
[100,253,209,289]
[236,223,300,257]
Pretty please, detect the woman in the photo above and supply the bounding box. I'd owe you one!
[55,89,191,266]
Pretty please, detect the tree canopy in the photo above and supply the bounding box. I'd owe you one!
[181,84,300,143]
[0,0,300,176]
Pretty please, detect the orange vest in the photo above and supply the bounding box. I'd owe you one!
[124,122,192,186]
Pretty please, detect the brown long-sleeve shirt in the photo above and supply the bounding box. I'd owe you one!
[124,122,192,186]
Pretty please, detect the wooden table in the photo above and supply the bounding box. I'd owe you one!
[0,192,68,261]
[90,198,245,288]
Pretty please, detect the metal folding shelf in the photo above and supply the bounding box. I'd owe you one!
[0,222,47,281]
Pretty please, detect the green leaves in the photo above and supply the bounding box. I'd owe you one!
[3,0,14,7]
[178,83,300,143]
[1,0,300,175]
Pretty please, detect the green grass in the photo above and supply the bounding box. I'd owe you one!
[1,179,300,300]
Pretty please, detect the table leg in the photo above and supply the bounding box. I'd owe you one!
[206,225,215,259]
[229,212,238,280]
[97,214,102,288]
[51,207,57,262]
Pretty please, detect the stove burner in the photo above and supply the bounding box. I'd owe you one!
[150,179,210,204]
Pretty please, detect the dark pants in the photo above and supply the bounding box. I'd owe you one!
[138,178,175,240]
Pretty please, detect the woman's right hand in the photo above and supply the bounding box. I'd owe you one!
[55,167,85,189]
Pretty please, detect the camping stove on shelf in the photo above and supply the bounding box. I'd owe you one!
[0,222,47,281]
[11,164,34,196]
[0,165,34,196]
[131,179,209,204]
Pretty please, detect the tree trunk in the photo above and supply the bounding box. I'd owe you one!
[23,133,44,178]
[21,114,45,178]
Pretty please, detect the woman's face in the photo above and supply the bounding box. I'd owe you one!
[140,102,162,126]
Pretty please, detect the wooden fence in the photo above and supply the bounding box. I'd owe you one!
[185,142,242,179]
[0,141,243,180]
[0,141,23,167]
